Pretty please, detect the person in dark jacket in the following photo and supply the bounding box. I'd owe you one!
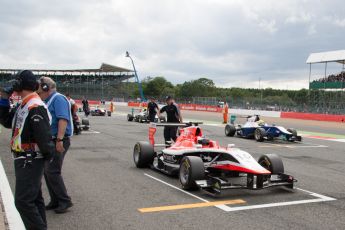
[159,96,183,144]
[147,97,159,122]
[82,97,90,117]
[0,70,54,230]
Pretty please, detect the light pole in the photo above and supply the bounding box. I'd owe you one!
[126,51,145,101]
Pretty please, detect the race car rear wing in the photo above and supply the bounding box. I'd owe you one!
[149,122,203,145]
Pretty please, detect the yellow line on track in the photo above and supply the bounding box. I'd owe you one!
[138,199,246,213]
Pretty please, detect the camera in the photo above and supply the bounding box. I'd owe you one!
[0,86,14,97]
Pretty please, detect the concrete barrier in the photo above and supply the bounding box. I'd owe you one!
[229,109,281,118]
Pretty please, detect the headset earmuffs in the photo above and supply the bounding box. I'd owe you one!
[40,79,50,92]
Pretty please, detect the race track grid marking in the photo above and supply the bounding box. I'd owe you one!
[144,174,336,213]
[144,173,232,212]
[138,199,246,213]
[81,129,100,134]
[221,188,336,212]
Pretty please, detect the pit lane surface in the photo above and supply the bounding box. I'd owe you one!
[0,109,344,230]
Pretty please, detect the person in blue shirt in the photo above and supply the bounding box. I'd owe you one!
[37,76,73,214]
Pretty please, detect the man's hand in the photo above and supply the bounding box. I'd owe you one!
[56,141,65,153]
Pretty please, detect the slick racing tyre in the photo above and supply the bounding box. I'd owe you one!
[139,116,144,123]
[82,118,90,130]
[127,114,134,121]
[179,156,205,190]
[258,154,284,174]
[133,141,155,168]
[254,128,266,142]
[225,124,236,137]
[287,128,298,141]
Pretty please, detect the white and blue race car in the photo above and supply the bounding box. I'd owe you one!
[225,115,302,142]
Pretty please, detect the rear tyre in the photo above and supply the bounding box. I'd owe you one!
[82,118,90,130]
[127,114,134,121]
[133,142,155,168]
[139,116,144,123]
[254,128,266,142]
[225,124,236,137]
[258,154,284,174]
[287,128,297,136]
[179,156,205,190]
[287,128,298,142]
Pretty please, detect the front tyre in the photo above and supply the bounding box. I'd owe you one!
[179,156,205,190]
[133,142,155,168]
[258,154,284,174]
[225,124,236,137]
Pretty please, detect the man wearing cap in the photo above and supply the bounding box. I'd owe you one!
[147,97,159,122]
[159,96,183,145]
[0,70,54,230]
[37,76,74,214]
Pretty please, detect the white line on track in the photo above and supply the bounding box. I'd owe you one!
[144,173,336,213]
[144,173,229,211]
[82,129,100,134]
[0,159,25,230]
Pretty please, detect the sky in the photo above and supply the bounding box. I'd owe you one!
[0,0,344,89]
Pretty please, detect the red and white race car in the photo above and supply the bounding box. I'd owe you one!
[133,122,296,195]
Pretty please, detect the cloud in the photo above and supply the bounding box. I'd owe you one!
[0,0,344,89]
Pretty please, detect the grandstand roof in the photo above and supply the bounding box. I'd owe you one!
[306,50,345,64]
[0,63,133,73]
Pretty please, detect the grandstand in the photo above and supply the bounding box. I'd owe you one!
[307,50,345,90]
[0,63,135,100]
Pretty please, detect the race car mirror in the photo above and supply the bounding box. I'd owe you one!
[149,123,157,145]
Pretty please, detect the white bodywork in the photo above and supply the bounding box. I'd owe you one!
[163,147,270,174]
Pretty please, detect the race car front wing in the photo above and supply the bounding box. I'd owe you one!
[195,173,296,196]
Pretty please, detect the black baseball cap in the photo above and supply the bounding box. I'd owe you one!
[13,70,38,92]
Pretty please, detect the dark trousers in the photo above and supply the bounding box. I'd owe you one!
[148,113,156,122]
[44,139,71,207]
[164,126,178,143]
[14,158,47,230]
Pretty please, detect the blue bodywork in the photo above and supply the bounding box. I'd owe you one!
[227,115,302,142]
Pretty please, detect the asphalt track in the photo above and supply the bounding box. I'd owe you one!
[0,106,344,229]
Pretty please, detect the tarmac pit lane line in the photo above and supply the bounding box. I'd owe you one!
[144,174,336,213]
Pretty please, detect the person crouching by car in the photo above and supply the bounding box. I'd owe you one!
[159,96,183,145]
[147,97,159,122]
[0,70,54,230]
[37,77,74,214]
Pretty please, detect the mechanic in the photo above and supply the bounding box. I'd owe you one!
[37,77,74,214]
[159,96,183,145]
[147,97,159,122]
[82,96,90,117]
[0,70,54,230]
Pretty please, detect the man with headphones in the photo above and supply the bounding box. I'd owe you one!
[0,70,54,230]
[37,76,74,214]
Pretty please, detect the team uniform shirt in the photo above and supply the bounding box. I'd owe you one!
[160,104,180,123]
[147,101,159,115]
[44,92,73,137]
[0,92,53,157]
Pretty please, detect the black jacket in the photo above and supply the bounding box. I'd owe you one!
[0,100,54,158]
